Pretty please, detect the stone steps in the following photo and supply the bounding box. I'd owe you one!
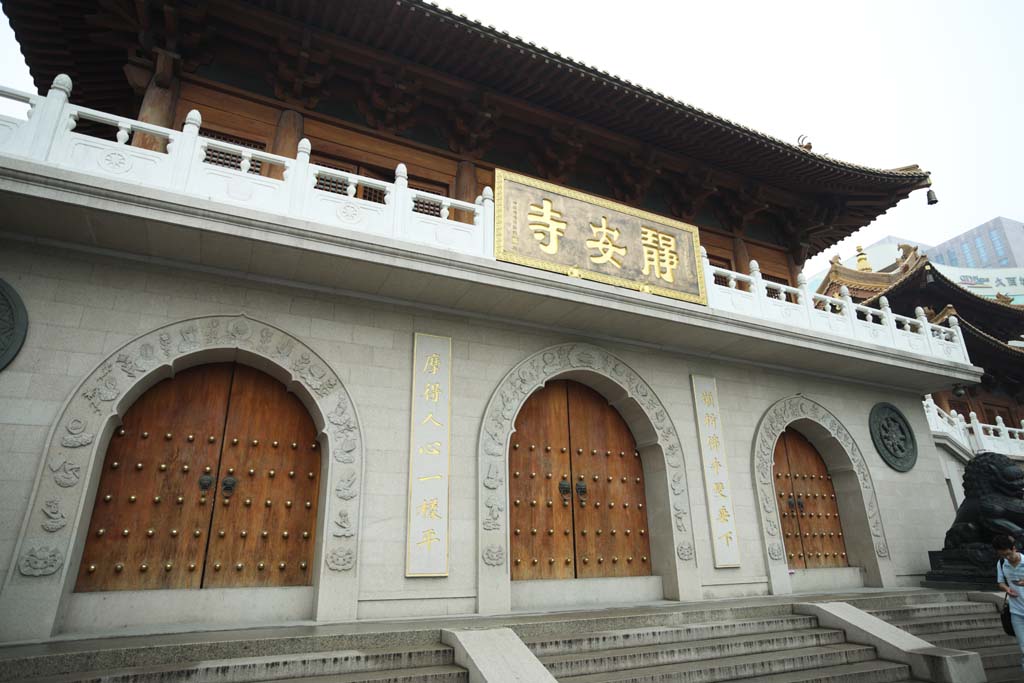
[926,626,1016,651]
[986,665,1024,682]
[864,591,1019,683]
[256,665,467,683]
[540,627,846,677]
[16,644,459,683]
[884,613,1001,636]
[554,643,892,682]
[718,660,926,683]
[864,600,994,622]
[524,615,819,656]
[840,590,968,611]
[976,643,1024,670]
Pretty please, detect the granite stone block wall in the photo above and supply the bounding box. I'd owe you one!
[0,238,959,626]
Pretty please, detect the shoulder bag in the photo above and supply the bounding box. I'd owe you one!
[1002,560,1016,637]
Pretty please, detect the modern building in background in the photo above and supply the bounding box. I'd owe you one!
[929,217,1024,268]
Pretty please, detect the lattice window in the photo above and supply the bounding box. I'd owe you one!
[199,129,264,175]
[707,255,733,287]
[763,273,794,302]
[410,182,446,217]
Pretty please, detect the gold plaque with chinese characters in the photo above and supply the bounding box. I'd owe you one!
[405,333,453,577]
[494,169,706,304]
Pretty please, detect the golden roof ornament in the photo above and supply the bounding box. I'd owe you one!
[855,246,872,272]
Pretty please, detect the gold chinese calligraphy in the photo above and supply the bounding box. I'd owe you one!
[495,170,706,304]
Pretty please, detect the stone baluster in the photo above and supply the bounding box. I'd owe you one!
[391,163,410,240]
[922,395,937,430]
[947,315,968,362]
[879,296,899,345]
[700,247,714,293]
[969,411,985,451]
[915,306,936,355]
[24,74,73,161]
[286,138,311,215]
[839,286,857,335]
[796,273,814,324]
[995,416,1007,441]
[481,186,495,258]
[170,109,202,192]
[749,260,767,312]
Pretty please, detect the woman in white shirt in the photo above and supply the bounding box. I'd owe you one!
[995,535,1024,671]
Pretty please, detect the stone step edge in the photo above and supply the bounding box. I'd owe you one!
[523,615,819,647]
[867,601,996,615]
[28,644,456,683]
[884,614,1001,629]
[538,627,844,665]
[242,664,468,683]
[552,643,878,682]
[711,659,917,683]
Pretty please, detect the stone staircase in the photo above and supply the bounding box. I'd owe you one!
[0,590,999,683]
[846,590,1024,683]
[514,602,925,682]
[0,628,467,683]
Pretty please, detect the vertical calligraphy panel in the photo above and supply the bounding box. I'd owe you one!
[406,333,453,576]
[690,375,740,568]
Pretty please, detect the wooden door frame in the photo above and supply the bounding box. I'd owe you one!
[752,395,895,595]
[477,343,700,615]
[0,315,364,642]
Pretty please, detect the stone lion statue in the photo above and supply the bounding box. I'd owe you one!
[943,452,1024,566]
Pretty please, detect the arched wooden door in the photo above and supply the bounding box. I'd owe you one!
[75,363,321,591]
[508,380,652,580]
[773,428,848,569]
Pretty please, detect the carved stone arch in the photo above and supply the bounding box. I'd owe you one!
[477,343,700,614]
[752,395,895,594]
[0,314,363,641]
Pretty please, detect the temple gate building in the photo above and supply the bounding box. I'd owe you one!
[0,1,991,667]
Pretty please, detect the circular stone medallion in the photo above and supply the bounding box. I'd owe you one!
[869,402,917,472]
[0,279,28,371]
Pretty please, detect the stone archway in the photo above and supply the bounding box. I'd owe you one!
[753,395,894,594]
[0,314,363,641]
[477,343,699,614]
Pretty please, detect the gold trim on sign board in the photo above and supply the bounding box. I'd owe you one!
[405,332,453,578]
[494,168,708,306]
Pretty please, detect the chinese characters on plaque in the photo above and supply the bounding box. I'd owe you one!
[494,169,707,304]
[406,333,453,576]
[691,375,740,568]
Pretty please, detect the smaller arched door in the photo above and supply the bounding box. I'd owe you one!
[75,363,322,591]
[773,428,848,569]
[508,380,652,580]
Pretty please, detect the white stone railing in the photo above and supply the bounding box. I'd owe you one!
[923,395,1024,458]
[0,75,494,258]
[702,249,970,364]
[0,76,974,369]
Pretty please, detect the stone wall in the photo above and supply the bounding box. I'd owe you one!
[0,238,959,628]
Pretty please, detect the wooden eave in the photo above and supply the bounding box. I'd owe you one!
[4,0,932,257]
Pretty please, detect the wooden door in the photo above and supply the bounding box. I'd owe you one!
[76,363,320,591]
[568,382,651,578]
[508,381,574,580]
[773,428,848,569]
[203,365,321,587]
[773,435,805,570]
[509,380,651,580]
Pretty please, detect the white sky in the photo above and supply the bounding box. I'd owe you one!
[1,1,1020,276]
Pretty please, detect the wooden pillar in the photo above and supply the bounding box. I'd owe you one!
[130,50,179,153]
[267,109,305,180]
[786,252,802,287]
[455,160,477,223]
[934,392,952,413]
[732,234,751,275]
